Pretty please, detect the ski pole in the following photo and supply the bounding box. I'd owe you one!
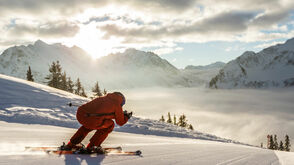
[67,102,82,107]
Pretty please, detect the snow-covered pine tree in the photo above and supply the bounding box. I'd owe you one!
[26,66,34,82]
[273,135,278,150]
[285,135,291,152]
[279,141,284,151]
[55,61,62,89]
[167,112,172,123]
[173,114,177,125]
[188,124,194,130]
[159,115,165,122]
[81,87,87,98]
[268,135,274,149]
[67,77,74,93]
[46,61,62,89]
[74,78,82,95]
[60,71,68,91]
[92,81,103,97]
[46,61,57,88]
[178,114,188,128]
[103,89,107,95]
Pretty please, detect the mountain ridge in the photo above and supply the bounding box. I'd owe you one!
[209,37,294,89]
[0,40,193,90]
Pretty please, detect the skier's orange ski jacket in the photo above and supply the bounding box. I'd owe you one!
[76,93,128,130]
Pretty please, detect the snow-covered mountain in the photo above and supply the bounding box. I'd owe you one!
[182,62,225,86]
[185,62,225,70]
[209,38,294,89]
[0,40,191,90]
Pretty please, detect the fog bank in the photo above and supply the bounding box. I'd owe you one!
[122,88,294,146]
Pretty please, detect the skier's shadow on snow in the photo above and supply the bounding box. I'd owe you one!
[64,154,105,165]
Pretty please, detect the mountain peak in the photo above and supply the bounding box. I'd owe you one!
[34,40,48,47]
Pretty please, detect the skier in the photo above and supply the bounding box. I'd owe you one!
[62,92,132,154]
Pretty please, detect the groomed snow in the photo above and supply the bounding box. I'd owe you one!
[0,121,290,165]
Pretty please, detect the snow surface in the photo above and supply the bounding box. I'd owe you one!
[1,121,292,165]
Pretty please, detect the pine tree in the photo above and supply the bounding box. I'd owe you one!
[60,71,68,91]
[80,87,87,98]
[26,66,34,82]
[92,81,103,97]
[46,61,63,89]
[268,135,274,150]
[188,124,194,130]
[279,141,284,151]
[159,115,165,122]
[67,77,74,93]
[173,114,177,125]
[285,135,291,152]
[178,114,188,128]
[46,61,57,87]
[167,112,172,124]
[74,78,82,95]
[273,134,278,150]
[103,89,107,95]
[55,61,62,89]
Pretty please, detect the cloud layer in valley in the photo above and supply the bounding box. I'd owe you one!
[123,87,294,145]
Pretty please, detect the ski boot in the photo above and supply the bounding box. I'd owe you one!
[59,142,84,151]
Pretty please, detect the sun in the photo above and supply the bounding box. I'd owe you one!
[71,23,117,59]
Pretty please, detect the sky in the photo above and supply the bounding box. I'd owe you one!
[0,0,294,68]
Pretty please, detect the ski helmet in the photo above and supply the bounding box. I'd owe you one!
[114,92,125,106]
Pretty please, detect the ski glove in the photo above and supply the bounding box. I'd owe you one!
[123,110,133,119]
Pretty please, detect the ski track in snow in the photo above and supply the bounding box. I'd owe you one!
[0,121,291,165]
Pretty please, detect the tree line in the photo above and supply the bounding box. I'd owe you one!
[160,112,194,130]
[266,134,291,152]
[26,61,107,98]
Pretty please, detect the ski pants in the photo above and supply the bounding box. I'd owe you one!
[70,120,114,148]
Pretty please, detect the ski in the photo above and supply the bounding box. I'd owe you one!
[25,146,141,156]
[49,149,142,156]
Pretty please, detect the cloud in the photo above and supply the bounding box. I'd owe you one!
[123,88,294,145]
[254,41,285,49]
[98,11,257,44]
[0,0,293,54]
[250,11,290,28]
[5,20,80,38]
[0,0,197,18]
[153,47,183,55]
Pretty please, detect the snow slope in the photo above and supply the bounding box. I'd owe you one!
[209,38,294,89]
[0,74,234,143]
[1,121,292,165]
[0,74,293,164]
